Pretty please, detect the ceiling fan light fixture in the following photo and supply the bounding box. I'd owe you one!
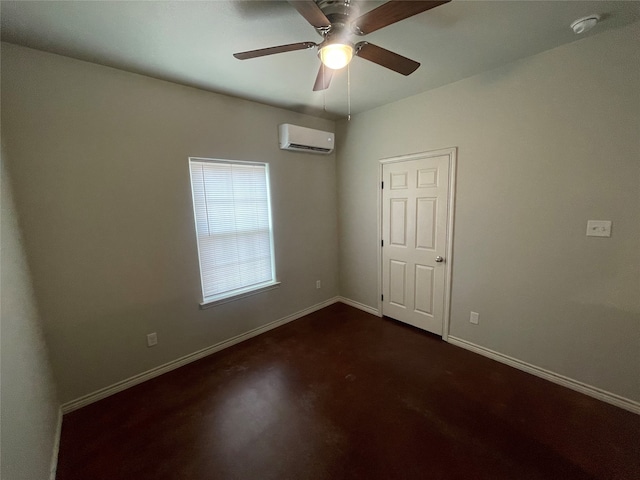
[319,43,353,70]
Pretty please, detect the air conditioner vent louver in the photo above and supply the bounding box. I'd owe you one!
[279,124,334,155]
[288,143,332,153]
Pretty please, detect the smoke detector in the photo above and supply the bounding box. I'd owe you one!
[571,15,600,34]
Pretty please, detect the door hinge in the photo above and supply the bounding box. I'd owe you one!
[381,294,384,301]
[381,239,384,247]
[381,181,384,189]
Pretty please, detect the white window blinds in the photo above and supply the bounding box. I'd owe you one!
[189,159,276,303]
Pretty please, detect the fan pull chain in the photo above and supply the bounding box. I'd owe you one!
[322,64,327,112]
[347,62,351,121]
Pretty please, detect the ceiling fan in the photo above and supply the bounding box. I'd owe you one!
[233,0,451,91]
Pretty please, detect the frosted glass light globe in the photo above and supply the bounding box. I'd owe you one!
[319,44,353,70]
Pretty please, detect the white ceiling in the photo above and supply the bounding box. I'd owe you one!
[1,1,638,119]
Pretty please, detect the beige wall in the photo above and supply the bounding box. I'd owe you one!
[1,43,339,403]
[336,23,640,402]
[1,153,60,479]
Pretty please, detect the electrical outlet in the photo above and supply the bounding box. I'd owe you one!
[147,332,158,347]
[470,312,479,325]
[586,220,611,237]
[316,280,321,289]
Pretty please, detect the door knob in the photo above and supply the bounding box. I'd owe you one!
[435,256,444,263]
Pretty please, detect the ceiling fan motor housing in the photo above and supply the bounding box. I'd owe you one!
[315,0,357,36]
[316,0,353,20]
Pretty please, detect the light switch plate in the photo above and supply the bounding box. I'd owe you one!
[586,220,611,237]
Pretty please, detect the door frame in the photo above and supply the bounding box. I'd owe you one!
[378,147,457,340]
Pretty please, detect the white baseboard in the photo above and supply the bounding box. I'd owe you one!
[338,297,382,317]
[447,335,640,415]
[49,407,62,480]
[62,296,340,413]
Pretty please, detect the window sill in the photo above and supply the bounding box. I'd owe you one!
[199,282,281,309]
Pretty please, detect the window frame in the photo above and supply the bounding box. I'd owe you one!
[188,157,279,308]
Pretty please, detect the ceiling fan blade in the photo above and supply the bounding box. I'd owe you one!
[353,0,450,35]
[288,1,331,28]
[313,64,335,91]
[234,42,316,60]
[355,42,420,76]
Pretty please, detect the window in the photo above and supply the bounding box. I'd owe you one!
[189,158,278,306]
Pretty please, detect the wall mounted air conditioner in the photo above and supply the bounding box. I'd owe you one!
[278,124,334,154]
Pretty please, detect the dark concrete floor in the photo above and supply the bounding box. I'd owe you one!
[57,302,640,480]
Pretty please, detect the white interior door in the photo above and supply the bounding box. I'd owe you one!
[381,149,454,336]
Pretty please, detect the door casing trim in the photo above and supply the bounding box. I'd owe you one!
[378,147,457,340]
